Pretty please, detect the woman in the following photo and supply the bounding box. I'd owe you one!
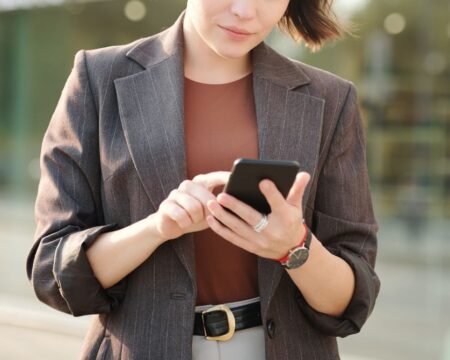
[26,0,380,359]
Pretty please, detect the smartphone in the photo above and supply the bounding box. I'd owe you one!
[223,158,300,215]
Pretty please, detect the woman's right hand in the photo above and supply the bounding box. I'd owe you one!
[149,171,231,242]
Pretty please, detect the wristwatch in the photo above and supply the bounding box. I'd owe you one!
[276,223,312,270]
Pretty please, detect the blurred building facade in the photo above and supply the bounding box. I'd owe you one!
[0,1,449,359]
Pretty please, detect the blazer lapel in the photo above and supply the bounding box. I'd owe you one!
[114,12,196,282]
[114,10,325,311]
[114,56,185,206]
[251,44,325,317]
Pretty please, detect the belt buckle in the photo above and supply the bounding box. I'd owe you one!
[201,304,236,341]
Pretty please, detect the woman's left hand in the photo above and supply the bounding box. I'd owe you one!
[206,172,311,260]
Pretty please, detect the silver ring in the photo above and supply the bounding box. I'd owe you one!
[253,214,269,233]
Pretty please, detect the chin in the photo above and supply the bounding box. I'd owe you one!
[213,44,254,60]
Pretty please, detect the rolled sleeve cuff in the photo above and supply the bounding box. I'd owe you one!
[53,223,127,316]
[294,248,380,338]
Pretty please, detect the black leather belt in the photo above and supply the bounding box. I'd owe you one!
[193,301,262,341]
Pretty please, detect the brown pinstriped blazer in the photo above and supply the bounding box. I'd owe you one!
[26,10,380,360]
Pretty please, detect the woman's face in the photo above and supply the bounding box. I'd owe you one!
[185,0,290,60]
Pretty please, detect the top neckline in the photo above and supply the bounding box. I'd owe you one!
[184,72,252,86]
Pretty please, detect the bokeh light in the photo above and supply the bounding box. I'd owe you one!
[384,12,406,35]
[124,0,146,22]
[423,52,447,75]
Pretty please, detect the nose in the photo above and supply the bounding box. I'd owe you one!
[230,0,256,20]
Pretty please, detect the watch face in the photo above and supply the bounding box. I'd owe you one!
[286,248,309,269]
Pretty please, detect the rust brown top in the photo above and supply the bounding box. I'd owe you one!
[184,73,259,305]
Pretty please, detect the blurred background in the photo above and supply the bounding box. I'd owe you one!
[0,0,449,359]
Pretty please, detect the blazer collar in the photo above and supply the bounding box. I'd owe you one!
[125,10,310,90]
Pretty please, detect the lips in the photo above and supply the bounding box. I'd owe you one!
[220,25,253,35]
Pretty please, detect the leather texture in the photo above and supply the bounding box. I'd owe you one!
[193,301,262,337]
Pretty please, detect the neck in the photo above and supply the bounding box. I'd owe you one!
[182,14,252,84]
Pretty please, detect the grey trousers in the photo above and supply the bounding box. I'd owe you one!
[192,297,265,360]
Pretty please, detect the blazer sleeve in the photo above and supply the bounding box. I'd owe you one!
[26,50,127,317]
[296,83,380,337]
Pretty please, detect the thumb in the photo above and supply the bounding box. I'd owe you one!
[192,171,231,191]
[286,172,310,207]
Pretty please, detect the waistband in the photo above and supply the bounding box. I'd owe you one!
[194,296,261,313]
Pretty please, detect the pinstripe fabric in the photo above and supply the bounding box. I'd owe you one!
[26,10,380,360]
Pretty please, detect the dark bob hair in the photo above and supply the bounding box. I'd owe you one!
[278,0,343,50]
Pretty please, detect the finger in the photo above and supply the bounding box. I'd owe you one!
[178,180,216,213]
[286,172,311,207]
[206,215,256,254]
[168,190,204,223]
[192,171,231,191]
[258,179,286,212]
[161,200,192,228]
[207,200,256,240]
[216,192,263,228]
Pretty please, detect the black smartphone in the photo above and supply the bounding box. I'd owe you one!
[223,158,300,215]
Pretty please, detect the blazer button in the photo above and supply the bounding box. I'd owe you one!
[266,319,276,339]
